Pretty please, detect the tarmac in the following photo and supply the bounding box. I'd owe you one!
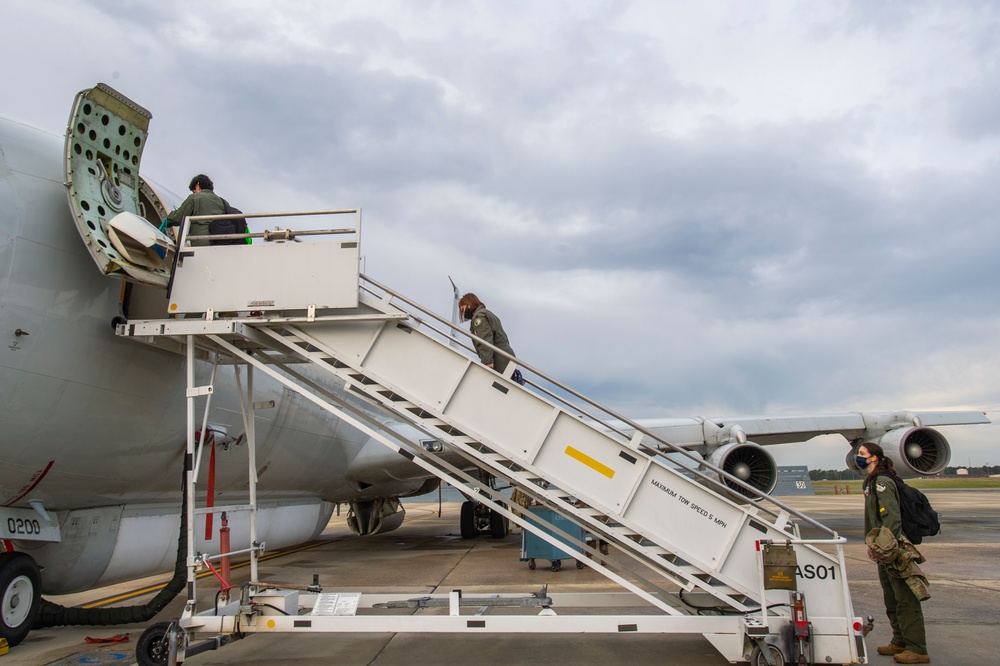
[4,489,999,665]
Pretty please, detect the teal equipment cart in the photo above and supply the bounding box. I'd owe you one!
[519,507,585,571]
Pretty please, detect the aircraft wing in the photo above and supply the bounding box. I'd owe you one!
[627,410,990,490]
[634,410,990,448]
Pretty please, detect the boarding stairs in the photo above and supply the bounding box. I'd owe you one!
[118,209,864,665]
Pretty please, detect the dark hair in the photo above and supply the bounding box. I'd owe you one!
[459,293,484,312]
[860,441,897,484]
[189,174,214,191]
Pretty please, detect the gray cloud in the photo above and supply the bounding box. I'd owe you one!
[2,0,998,469]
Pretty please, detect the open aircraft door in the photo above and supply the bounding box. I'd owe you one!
[64,83,174,288]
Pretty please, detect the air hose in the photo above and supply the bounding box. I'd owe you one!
[34,456,190,628]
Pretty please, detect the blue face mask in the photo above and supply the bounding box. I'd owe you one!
[855,454,870,468]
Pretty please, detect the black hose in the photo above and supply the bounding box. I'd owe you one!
[34,456,190,628]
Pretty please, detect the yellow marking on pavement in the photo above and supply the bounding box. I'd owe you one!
[565,445,615,479]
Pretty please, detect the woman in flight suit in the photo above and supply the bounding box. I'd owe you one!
[457,292,517,377]
[858,442,930,664]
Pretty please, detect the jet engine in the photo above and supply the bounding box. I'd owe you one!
[706,442,778,500]
[346,497,406,536]
[848,426,951,477]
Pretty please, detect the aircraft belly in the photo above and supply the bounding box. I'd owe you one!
[14,500,334,595]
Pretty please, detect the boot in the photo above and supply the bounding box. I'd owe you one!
[893,650,930,664]
[878,644,906,656]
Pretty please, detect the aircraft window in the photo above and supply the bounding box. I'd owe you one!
[77,123,85,134]
[103,138,111,150]
[87,221,96,231]
[101,114,109,126]
[98,205,106,216]
[88,129,97,141]
[74,143,83,156]
[97,239,107,248]
[118,125,127,136]
[115,145,121,156]
[83,103,92,114]
[81,201,90,211]
[123,150,130,161]
[133,137,140,148]
[86,149,93,160]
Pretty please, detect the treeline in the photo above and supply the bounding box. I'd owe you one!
[809,465,1000,481]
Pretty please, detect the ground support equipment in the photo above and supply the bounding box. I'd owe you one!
[120,210,870,665]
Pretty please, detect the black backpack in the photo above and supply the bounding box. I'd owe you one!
[881,476,940,545]
[208,199,249,245]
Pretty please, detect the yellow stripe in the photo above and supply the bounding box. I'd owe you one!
[564,446,615,479]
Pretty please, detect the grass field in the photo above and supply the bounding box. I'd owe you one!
[810,477,1000,494]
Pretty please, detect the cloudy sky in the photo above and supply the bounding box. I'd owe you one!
[3,1,998,469]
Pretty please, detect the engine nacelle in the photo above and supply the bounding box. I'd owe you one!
[706,441,778,500]
[346,497,406,536]
[846,426,951,477]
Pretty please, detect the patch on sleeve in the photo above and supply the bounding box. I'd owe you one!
[876,481,887,493]
[879,507,886,513]
[473,318,483,328]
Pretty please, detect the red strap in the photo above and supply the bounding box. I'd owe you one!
[85,634,130,644]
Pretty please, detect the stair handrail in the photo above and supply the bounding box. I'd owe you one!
[358,273,838,538]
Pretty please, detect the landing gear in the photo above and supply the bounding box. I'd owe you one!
[459,470,510,539]
[460,500,509,539]
[460,500,477,539]
[0,552,42,647]
[489,506,508,538]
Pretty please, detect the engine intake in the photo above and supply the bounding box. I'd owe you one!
[707,442,778,499]
[847,427,952,477]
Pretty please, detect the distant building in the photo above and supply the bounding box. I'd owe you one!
[957,468,969,476]
[772,466,815,495]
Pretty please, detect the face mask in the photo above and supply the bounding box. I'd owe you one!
[854,455,870,468]
[462,307,474,321]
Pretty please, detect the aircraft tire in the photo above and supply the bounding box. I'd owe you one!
[489,508,508,539]
[135,621,174,666]
[0,552,41,647]
[460,501,477,539]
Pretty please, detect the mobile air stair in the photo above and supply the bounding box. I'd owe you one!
[118,210,870,665]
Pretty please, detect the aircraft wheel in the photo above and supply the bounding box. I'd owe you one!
[136,621,175,666]
[551,560,561,572]
[576,560,584,569]
[460,501,477,539]
[0,552,42,648]
[489,507,508,539]
[528,559,536,570]
[750,644,785,666]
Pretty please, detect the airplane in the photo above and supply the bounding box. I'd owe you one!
[0,83,989,650]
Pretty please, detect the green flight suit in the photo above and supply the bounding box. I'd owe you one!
[469,305,515,374]
[166,190,226,247]
[864,473,928,656]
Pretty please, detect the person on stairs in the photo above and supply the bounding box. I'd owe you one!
[458,292,523,385]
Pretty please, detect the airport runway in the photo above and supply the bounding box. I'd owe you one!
[7,489,1000,665]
